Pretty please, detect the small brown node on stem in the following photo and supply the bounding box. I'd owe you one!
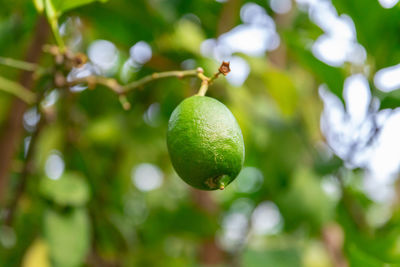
[43,44,59,55]
[54,72,66,87]
[55,54,64,65]
[64,49,74,60]
[73,53,87,68]
[218,61,230,76]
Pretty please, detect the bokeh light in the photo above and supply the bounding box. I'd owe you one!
[131,163,164,191]
[23,107,40,133]
[143,102,161,127]
[88,40,119,74]
[225,56,250,87]
[270,0,292,14]
[251,201,283,235]
[0,226,16,249]
[378,0,399,8]
[235,167,264,193]
[374,63,400,92]
[129,41,152,65]
[45,151,65,180]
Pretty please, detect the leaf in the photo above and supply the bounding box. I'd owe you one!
[314,154,343,176]
[242,248,301,267]
[40,172,90,207]
[22,239,50,267]
[378,89,400,109]
[158,19,205,55]
[338,202,400,263]
[84,116,121,145]
[52,0,108,14]
[263,67,298,117]
[277,167,334,230]
[44,208,91,267]
[346,243,384,267]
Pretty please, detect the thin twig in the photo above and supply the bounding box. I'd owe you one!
[0,56,42,72]
[0,76,37,104]
[66,69,204,95]
[122,69,201,93]
[66,62,229,107]
[66,76,124,94]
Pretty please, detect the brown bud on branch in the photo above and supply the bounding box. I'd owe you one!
[218,61,230,76]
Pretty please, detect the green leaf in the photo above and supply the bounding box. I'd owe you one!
[51,0,108,14]
[44,208,91,267]
[277,167,334,230]
[346,243,384,267]
[40,172,90,207]
[378,89,400,109]
[339,202,400,263]
[22,239,50,267]
[263,67,298,117]
[242,248,301,267]
[158,19,205,55]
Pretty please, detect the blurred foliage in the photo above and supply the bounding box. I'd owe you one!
[0,0,400,266]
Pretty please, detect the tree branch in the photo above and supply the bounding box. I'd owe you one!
[122,69,202,93]
[67,76,124,94]
[66,63,230,106]
[4,115,44,226]
[66,69,203,95]
[0,15,50,203]
[63,60,230,104]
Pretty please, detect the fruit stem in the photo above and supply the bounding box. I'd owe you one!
[196,80,209,96]
[217,175,230,190]
[195,62,230,96]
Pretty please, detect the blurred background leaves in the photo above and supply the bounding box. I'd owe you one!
[1,0,400,266]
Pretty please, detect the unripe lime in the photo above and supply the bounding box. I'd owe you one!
[167,95,245,190]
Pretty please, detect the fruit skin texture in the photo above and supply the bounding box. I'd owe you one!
[167,95,245,190]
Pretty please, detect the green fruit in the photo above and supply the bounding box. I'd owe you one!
[167,95,245,190]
